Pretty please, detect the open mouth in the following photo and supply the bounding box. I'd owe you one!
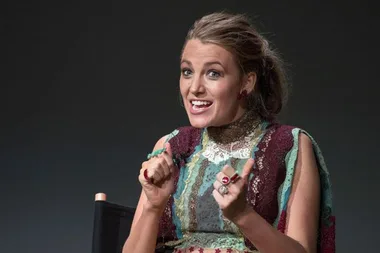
[191,100,212,109]
[190,100,213,113]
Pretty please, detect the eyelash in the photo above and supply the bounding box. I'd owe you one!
[181,68,192,77]
[181,68,222,79]
[207,70,221,79]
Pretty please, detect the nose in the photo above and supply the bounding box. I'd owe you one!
[189,75,206,95]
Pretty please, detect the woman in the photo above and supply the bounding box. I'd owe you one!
[123,12,335,253]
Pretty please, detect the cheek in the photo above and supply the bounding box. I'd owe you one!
[179,80,186,96]
[214,87,237,106]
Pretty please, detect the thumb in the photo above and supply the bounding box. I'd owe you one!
[165,142,173,157]
[241,158,254,183]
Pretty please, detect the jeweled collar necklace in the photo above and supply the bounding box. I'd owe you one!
[206,111,262,144]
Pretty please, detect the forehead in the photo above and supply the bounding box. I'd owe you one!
[181,39,235,67]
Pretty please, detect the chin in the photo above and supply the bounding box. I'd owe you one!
[188,116,213,129]
[188,119,208,129]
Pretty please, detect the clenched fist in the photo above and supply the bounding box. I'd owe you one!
[138,142,176,212]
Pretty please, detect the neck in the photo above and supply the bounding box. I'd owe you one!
[206,111,261,144]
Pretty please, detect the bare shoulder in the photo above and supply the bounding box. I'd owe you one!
[286,131,320,252]
[293,132,319,189]
[299,132,313,149]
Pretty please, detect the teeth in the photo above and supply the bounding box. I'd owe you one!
[191,100,211,106]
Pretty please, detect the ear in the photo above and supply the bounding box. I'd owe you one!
[241,72,257,94]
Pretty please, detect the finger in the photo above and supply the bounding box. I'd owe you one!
[225,182,240,195]
[214,177,239,197]
[213,180,230,199]
[213,179,223,190]
[216,171,231,185]
[161,143,176,174]
[212,189,226,208]
[157,155,170,178]
[138,173,145,184]
[221,164,236,177]
[242,158,255,182]
[139,168,151,185]
[221,165,241,184]
[149,160,165,184]
[139,163,151,182]
[165,142,173,157]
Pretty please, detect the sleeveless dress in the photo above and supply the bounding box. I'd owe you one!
[151,119,335,253]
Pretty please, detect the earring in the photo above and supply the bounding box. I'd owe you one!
[237,90,248,100]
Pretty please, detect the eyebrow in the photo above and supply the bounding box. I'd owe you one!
[180,59,225,68]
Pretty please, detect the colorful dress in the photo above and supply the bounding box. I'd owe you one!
[152,117,335,253]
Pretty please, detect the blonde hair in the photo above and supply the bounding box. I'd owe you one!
[184,12,288,121]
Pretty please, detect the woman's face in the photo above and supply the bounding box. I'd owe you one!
[180,39,246,128]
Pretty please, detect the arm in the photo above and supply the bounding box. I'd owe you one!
[234,133,321,253]
[122,135,169,253]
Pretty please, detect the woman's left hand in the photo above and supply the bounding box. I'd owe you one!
[212,158,255,223]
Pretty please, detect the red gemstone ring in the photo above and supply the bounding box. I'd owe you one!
[143,169,150,182]
[230,173,240,183]
[221,176,230,185]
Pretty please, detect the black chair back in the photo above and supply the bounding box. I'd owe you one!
[91,193,136,253]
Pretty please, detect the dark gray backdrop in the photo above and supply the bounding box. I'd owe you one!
[2,1,379,252]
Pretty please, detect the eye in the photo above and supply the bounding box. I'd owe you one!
[207,70,221,79]
[181,68,192,78]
